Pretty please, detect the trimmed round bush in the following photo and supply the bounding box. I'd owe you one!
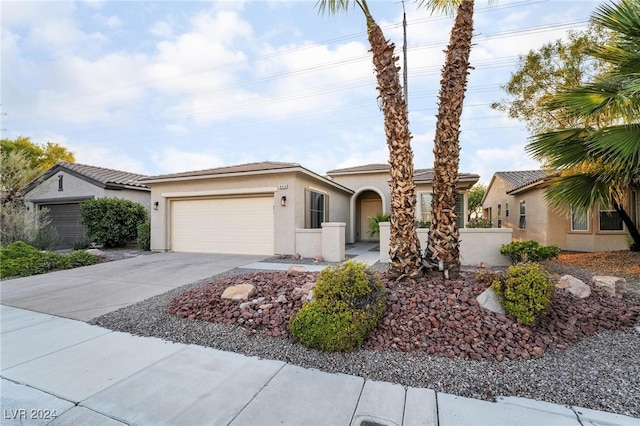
[491,262,554,326]
[500,240,560,263]
[289,260,386,352]
[80,198,148,248]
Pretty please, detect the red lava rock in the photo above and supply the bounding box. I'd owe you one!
[166,269,640,362]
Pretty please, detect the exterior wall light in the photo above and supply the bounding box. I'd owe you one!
[153,201,159,210]
[280,196,287,207]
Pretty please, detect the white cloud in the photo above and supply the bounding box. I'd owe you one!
[63,139,147,174]
[151,147,226,174]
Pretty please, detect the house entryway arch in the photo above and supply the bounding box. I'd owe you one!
[350,187,386,242]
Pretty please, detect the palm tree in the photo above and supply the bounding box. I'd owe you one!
[316,0,423,277]
[527,0,640,251]
[418,0,475,278]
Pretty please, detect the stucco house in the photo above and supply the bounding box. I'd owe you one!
[142,161,480,258]
[481,170,639,252]
[23,162,150,249]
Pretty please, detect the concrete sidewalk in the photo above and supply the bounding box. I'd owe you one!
[2,305,636,426]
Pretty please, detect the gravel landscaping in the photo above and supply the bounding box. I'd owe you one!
[91,252,640,418]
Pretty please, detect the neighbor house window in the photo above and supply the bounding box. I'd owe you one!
[519,200,526,229]
[571,207,589,231]
[419,193,432,225]
[455,193,464,229]
[497,204,502,228]
[58,175,64,191]
[306,190,326,229]
[505,202,509,217]
[599,203,623,231]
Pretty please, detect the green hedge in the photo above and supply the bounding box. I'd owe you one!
[80,198,147,248]
[289,261,386,352]
[137,222,151,251]
[491,262,554,326]
[0,241,99,278]
[500,240,560,263]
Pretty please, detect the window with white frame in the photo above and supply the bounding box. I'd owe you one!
[599,202,623,231]
[505,202,509,218]
[519,200,526,229]
[419,193,432,225]
[571,207,589,231]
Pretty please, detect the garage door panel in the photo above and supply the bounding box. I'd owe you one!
[41,203,85,249]
[171,197,274,255]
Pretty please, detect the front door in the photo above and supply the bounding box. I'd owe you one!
[360,198,383,241]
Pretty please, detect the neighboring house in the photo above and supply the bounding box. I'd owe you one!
[482,170,639,252]
[326,164,480,243]
[142,161,480,256]
[23,162,150,249]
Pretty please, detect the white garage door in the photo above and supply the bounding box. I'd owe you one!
[170,196,274,255]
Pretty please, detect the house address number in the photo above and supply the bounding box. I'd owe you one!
[279,184,288,190]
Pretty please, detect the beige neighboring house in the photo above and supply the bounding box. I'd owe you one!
[23,162,150,249]
[326,164,480,244]
[482,170,639,252]
[141,161,480,257]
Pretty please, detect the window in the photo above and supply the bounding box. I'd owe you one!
[519,200,526,229]
[58,175,64,191]
[497,204,502,228]
[599,203,623,231]
[505,202,509,218]
[419,193,432,224]
[571,208,589,231]
[306,190,326,229]
[420,193,463,228]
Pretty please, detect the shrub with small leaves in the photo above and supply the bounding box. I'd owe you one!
[0,241,99,278]
[80,198,148,248]
[137,222,151,251]
[500,240,560,263]
[289,261,386,352]
[491,262,554,326]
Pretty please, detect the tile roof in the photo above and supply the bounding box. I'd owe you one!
[327,164,479,182]
[495,170,552,192]
[141,161,300,181]
[326,164,390,174]
[25,161,149,192]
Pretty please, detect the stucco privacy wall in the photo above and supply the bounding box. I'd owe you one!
[378,222,512,266]
[147,170,351,255]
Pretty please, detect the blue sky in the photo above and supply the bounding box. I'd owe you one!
[2,0,600,182]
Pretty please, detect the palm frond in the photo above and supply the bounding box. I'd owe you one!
[586,123,640,172]
[526,128,594,167]
[591,0,640,40]
[414,0,462,16]
[544,172,624,214]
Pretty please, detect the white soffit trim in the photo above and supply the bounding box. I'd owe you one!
[161,187,278,198]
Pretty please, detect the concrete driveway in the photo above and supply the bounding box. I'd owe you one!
[0,252,266,321]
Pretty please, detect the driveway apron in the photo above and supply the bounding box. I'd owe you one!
[0,252,267,321]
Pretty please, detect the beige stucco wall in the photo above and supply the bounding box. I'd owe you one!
[483,175,636,252]
[25,170,150,213]
[147,170,351,255]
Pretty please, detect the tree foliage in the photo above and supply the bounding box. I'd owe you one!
[526,0,640,251]
[492,25,609,135]
[466,183,486,220]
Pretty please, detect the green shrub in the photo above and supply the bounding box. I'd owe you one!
[80,198,148,248]
[137,222,151,251]
[0,241,99,278]
[491,262,554,326]
[466,218,492,228]
[500,240,560,263]
[73,237,91,250]
[289,261,386,352]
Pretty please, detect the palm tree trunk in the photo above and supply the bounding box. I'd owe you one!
[613,201,640,251]
[366,17,422,278]
[425,0,474,279]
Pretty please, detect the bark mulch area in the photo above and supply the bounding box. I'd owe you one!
[167,268,640,361]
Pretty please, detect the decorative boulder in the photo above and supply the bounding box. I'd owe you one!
[477,286,505,314]
[592,276,626,297]
[287,266,306,276]
[221,284,256,301]
[557,275,591,299]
